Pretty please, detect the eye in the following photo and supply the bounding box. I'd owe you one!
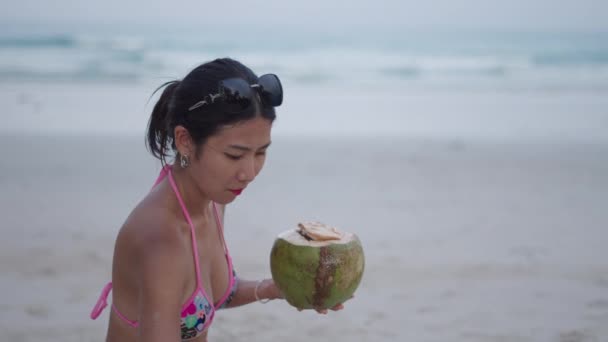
[256,150,267,157]
[225,153,243,160]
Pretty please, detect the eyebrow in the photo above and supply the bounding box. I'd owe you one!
[227,142,272,152]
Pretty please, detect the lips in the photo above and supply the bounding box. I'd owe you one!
[230,189,243,195]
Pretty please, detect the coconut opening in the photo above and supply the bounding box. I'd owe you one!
[278,222,355,246]
[297,222,342,241]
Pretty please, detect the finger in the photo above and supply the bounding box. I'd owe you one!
[330,303,344,311]
[316,309,328,314]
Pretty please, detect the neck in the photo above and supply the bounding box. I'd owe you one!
[169,165,212,221]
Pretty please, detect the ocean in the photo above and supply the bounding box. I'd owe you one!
[1,28,607,141]
[1,29,607,88]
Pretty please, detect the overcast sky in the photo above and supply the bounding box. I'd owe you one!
[1,0,607,33]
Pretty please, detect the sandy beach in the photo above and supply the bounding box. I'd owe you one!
[1,131,607,342]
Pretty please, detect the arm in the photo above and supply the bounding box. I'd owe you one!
[224,278,282,308]
[217,205,283,308]
[135,223,187,342]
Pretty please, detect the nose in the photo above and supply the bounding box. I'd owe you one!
[237,157,257,183]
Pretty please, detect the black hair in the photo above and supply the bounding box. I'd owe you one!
[146,58,277,165]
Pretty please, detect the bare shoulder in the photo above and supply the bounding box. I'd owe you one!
[114,195,189,283]
[112,194,189,339]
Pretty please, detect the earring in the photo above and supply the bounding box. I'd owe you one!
[180,154,190,168]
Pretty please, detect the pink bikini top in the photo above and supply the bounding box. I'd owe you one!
[90,165,238,340]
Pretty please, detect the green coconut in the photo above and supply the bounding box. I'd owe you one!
[270,222,365,310]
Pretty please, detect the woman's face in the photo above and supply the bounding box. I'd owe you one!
[189,116,273,204]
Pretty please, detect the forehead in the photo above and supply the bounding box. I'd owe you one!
[208,117,272,148]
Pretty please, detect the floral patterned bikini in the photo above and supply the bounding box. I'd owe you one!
[90,165,238,340]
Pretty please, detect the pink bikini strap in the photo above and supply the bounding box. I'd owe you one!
[211,203,229,257]
[90,282,112,319]
[210,203,237,308]
[167,168,203,286]
[112,303,139,327]
[152,164,171,189]
[90,282,139,327]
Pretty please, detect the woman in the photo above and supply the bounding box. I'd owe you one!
[89,58,344,341]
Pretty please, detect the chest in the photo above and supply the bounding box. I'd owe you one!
[182,217,231,304]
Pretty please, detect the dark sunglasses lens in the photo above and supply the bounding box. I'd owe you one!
[258,74,283,106]
[219,78,253,112]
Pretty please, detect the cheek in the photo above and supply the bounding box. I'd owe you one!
[194,155,231,184]
[216,160,237,180]
[254,156,267,175]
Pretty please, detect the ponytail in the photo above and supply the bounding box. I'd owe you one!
[146,80,180,165]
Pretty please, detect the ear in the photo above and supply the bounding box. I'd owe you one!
[174,125,194,157]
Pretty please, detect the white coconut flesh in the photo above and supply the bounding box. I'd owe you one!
[277,222,355,247]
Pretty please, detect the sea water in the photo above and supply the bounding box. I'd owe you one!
[1,27,607,143]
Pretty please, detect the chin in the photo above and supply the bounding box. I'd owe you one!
[212,195,235,205]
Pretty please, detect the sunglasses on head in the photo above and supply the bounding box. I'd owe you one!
[188,73,283,113]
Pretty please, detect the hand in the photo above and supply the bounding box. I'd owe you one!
[260,279,354,314]
[297,294,354,315]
